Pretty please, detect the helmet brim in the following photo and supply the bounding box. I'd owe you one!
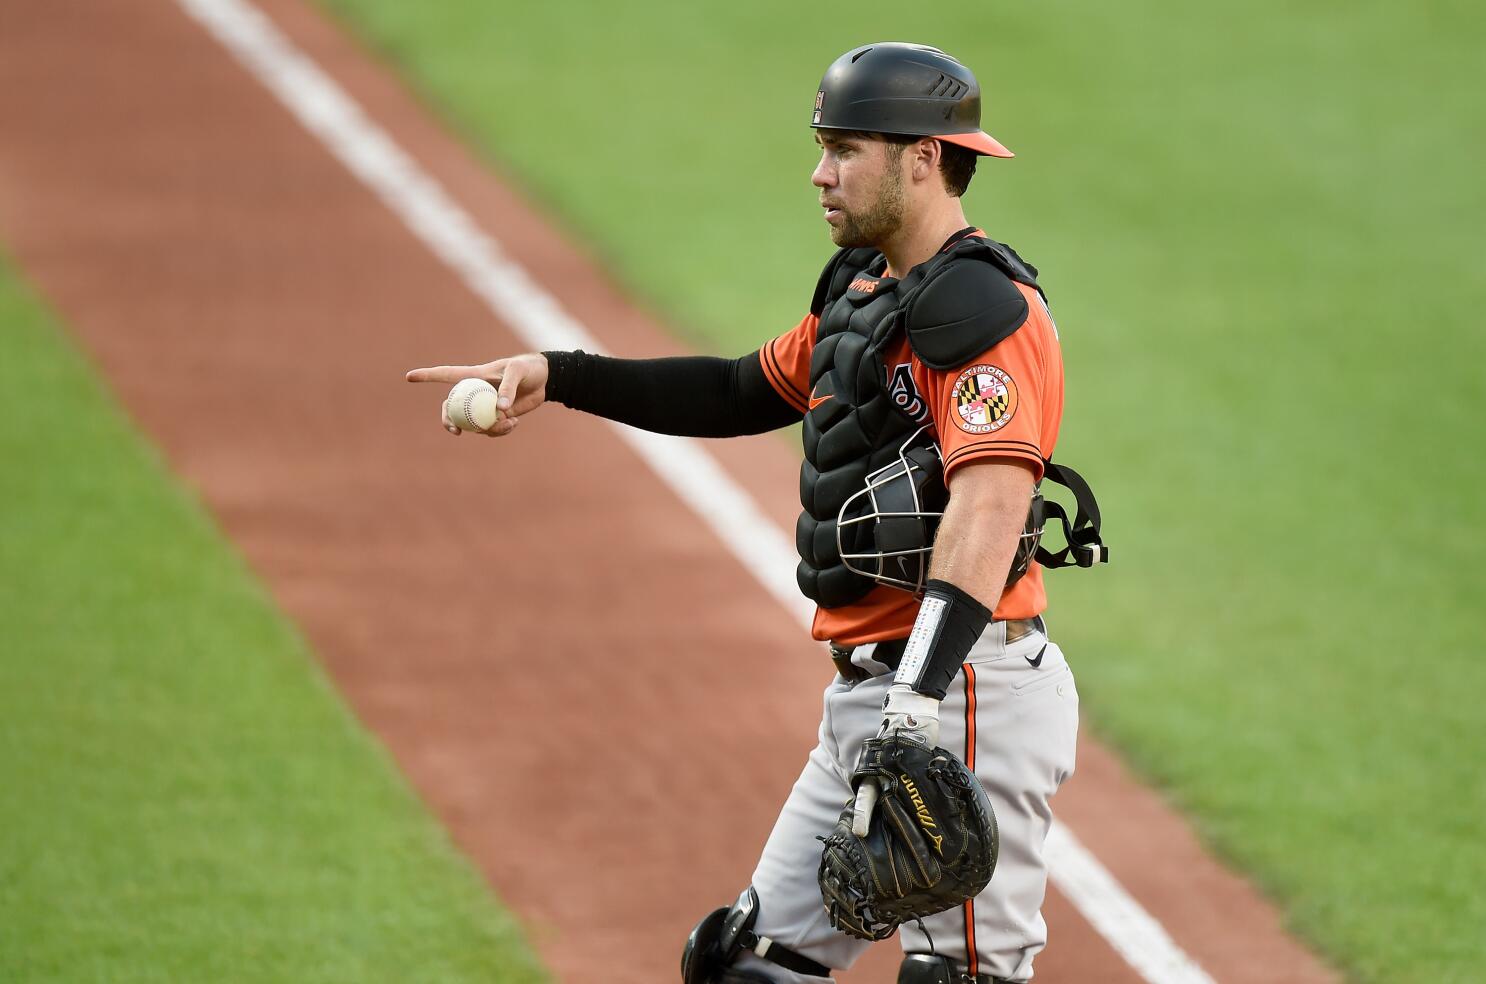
[938,130,1014,159]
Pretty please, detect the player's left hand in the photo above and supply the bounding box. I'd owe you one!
[851,684,942,835]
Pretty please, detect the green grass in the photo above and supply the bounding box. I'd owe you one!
[316,2,1486,980]
[0,260,547,981]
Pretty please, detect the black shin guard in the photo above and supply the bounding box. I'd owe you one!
[682,887,830,983]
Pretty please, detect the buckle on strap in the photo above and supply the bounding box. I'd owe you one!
[1035,461,1110,570]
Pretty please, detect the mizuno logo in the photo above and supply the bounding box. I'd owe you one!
[900,774,944,853]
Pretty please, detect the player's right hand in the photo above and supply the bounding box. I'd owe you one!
[879,684,941,749]
[852,685,943,835]
[405,353,549,437]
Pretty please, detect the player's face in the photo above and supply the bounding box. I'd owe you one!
[812,132,907,249]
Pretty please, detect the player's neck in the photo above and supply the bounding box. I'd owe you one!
[879,200,972,278]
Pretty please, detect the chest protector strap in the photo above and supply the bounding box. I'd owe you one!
[1036,462,1108,569]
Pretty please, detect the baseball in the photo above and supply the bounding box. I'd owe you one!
[445,377,501,431]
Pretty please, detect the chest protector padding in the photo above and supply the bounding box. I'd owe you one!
[796,235,1044,609]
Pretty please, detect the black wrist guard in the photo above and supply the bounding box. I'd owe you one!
[893,579,994,699]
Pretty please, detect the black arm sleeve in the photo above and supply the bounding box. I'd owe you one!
[542,349,803,438]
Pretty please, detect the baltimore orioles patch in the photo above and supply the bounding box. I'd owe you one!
[952,364,1018,434]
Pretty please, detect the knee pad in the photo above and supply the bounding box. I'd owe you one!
[682,887,830,983]
[899,953,1011,984]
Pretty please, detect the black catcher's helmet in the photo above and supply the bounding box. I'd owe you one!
[812,42,1013,158]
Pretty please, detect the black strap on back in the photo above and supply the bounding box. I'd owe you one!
[1035,461,1109,570]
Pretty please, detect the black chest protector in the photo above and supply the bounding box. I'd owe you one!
[796,233,1047,608]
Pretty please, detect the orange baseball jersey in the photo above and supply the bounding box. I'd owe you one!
[760,272,1064,645]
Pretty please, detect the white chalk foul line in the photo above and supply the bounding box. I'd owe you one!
[1046,821,1217,984]
[176,1,1212,980]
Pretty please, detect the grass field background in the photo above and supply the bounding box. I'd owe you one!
[314,2,1486,981]
[2,0,1481,982]
[0,260,548,981]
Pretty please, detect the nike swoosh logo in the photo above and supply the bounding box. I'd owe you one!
[808,392,833,410]
[1026,644,1047,668]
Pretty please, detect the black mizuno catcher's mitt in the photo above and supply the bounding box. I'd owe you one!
[817,734,998,940]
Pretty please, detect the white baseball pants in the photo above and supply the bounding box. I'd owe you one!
[738,619,1079,982]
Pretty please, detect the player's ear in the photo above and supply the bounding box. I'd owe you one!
[911,138,940,182]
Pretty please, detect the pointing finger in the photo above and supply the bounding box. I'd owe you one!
[407,365,483,384]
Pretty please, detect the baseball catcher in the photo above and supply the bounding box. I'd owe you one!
[411,39,1108,984]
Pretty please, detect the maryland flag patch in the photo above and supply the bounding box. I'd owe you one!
[952,364,1019,434]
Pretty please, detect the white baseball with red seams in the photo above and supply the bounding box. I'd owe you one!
[445,377,501,431]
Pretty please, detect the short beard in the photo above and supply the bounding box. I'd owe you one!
[829,151,906,249]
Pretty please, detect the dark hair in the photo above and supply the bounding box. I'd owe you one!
[878,133,978,197]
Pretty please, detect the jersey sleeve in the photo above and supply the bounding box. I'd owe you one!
[759,313,817,414]
[919,291,1059,483]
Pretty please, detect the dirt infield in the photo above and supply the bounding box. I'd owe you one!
[0,1,1337,981]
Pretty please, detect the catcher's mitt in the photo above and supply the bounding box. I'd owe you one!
[817,733,998,940]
